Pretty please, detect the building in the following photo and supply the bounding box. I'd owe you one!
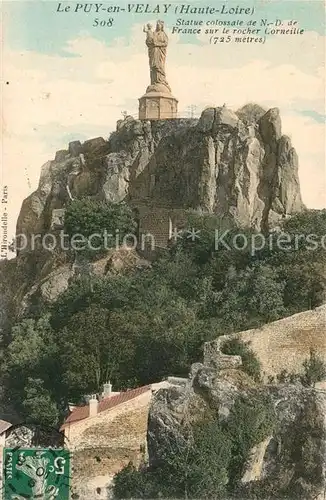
[60,381,173,499]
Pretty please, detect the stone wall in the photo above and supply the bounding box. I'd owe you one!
[204,304,326,380]
[134,202,190,250]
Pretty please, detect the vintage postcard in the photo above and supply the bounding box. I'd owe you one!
[0,0,325,498]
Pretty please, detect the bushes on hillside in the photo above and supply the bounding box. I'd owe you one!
[302,349,326,387]
[3,209,326,426]
[64,199,137,257]
[226,394,275,484]
[276,350,326,387]
[222,339,261,382]
[112,394,275,499]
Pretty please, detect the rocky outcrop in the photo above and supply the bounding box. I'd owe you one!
[9,103,305,326]
[19,263,74,315]
[147,303,326,498]
[9,247,145,319]
[16,104,304,245]
[148,360,326,499]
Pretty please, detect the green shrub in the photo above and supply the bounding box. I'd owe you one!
[301,349,326,387]
[113,462,157,499]
[276,369,301,385]
[22,378,59,427]
[222,338,261,382]
[113,394,275,499]
[64,199,137,257]
[113,419,232,499]
[226,394,276,484]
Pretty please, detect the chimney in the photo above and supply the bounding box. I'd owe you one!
[102,381,112,399]
[89,395,98,417]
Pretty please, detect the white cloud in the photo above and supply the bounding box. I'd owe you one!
[1,26,325,242]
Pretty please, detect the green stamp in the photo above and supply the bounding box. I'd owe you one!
[3,448,71,499]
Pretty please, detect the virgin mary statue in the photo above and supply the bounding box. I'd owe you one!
[144,20,171,93]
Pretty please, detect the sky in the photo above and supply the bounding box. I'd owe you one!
[1,0,326,242]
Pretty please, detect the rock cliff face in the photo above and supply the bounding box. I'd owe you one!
[3,103,305,333]
[148,360,326,499]
[17,103,303,243]
[7,104,305,319]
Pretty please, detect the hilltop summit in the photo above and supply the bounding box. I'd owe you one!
[17,104,303,245]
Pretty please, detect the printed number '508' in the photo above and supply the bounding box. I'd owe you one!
[93,18,114,27]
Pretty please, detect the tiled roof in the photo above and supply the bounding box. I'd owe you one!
[61,385,151,429]
[0,419,12,434]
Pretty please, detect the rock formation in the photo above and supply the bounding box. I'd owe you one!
[148,358,326,499]
[2,103,303,326]
[146,299,326,500]
[16,104,304,245]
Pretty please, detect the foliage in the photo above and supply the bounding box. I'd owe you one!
[226,394,276,484]
[172,212,236,266]
[64,199,137,257]
[276,369,301,385]
[276,350,326,388]
[55,298,210,400]
[112,463,157,499]
[222,338,262,382]
[113,418,232,499]
[3,316,61,417]
[183,419,232,498]
[3,209,326,425]
[22,378,59,427]
[254,209,326,313]
[282,209,326,237]
[301,349,326,387]
[205,264,286,330]
[113,394,275,499]
[64,199,137,239]
[57,305,127,398]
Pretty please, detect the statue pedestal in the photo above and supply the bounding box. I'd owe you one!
[139,91,178,120]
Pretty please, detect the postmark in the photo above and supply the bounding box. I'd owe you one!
[1,424,73,500]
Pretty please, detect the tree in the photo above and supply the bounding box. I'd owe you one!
[57,305,133,400]
[7,316,57,372]
[22,378,59,427]
[113,463,157,499]
[258,209,326,314]
[4,316,61,417]
[64,199,137,257]
[204,264,285,332]
[245,265,286,324]
[183,420,232,498]
[301,349,326,387]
